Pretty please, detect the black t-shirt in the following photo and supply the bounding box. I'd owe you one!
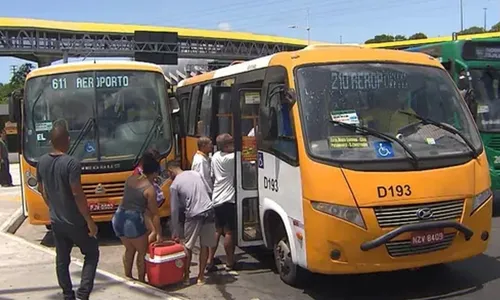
[36,153,86,227]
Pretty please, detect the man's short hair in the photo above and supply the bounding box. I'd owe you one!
[197,136,212,149]
[216,133,233,150]
[50,122,70,149]
[166,159,181,170]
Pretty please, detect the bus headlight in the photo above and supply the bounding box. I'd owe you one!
[25,171,38,189]
[471,189,493,214]
[311,201,366,229]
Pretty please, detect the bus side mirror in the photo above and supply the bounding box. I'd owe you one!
[8,89,22,123]
[169,97,180,114]
[462,89,478,120]
[457,77,469,91]
[285,88,297,106]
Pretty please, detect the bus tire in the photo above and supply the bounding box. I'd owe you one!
[273,226,309,287]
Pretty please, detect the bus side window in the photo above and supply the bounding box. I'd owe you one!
[197,84,213,137]
[259,67,298,165]
[179,93,190,134]
[187,86,201,136]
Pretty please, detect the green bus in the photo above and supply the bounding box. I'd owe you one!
[407,39,500,198]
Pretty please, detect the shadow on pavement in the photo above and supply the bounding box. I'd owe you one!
[294,254,500,300]
[237,245,500,300]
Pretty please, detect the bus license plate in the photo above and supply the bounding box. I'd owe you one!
[411,229,445,246]
[89,202,114,212]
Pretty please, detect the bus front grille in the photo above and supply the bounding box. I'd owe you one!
[83,181,126,199]
[487,136,500,151]
[385,233,456,257]
[373,200,464,228]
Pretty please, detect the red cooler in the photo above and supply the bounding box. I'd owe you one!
[145,241,187,287]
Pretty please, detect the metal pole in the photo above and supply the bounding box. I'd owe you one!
[484,7,487,31]
[340,35,343,44]
[460,0,464,31]
[306,8,310,45]
[62,51,69,63]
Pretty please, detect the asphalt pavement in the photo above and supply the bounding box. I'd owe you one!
[6,163,500,299]
[0,164,181,300]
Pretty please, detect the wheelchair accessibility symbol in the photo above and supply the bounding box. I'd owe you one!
[374,141,394,158]
[84,141,96,154]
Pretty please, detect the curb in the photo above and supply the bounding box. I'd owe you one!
[0,206,25,234]
[0,231,186,300]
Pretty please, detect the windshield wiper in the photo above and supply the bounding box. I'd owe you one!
[329,120,419,168]
[397,110,479,158]
[68,117,95,156]
[133,116,162,166]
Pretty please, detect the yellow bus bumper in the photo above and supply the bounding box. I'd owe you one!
[303,197,492,275]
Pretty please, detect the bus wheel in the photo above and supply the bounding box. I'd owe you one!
[45,224,52,231]
[274,236,308,287]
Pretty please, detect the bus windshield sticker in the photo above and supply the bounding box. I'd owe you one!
[244,92,260,104]
[477,105,489,114]
[35,121,53,132]
[425,137,436,145]
[242,136,257,161]
[331,109,360,125]
[374,141,394,158]
[257,152,264,169]
[84,141,96,154]
[329,136,369,149]
[331,71,408,91]
[36,132,47,142]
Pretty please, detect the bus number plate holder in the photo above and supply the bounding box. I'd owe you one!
[89,202,114,212]
[411,229,445,246]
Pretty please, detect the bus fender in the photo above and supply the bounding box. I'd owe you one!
[260,197,299,265]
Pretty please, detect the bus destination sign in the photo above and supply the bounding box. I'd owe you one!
[462,41,500,61]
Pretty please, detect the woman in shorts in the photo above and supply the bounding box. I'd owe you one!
[134,148,165,243]
[112,152,163,282]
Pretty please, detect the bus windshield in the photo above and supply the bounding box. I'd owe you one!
[24,70,171,162]
[296,63,482,163]
[469,67,500,132]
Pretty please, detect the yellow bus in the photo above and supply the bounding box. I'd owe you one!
[9,61,178,227]
[176,45,493,286]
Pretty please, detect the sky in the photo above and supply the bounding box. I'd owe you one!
[1,0,499,83]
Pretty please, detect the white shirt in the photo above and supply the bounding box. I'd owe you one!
[191,151,213,195]
[211,151,235,207]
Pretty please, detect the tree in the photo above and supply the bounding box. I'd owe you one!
[0,63,34,104]
[409,32,427,40]
[365,34,397,44]
[458,26,485,35]
[364,32,427,44]
[394,35,406,41]
[490,21,500,32]
[10,63,34,86]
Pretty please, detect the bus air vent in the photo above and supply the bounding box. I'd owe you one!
[373,199,464,228]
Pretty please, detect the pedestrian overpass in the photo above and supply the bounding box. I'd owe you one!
[0,17,314,83]
[0,17,310,64]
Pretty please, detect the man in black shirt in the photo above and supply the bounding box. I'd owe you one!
[37,123,99,300]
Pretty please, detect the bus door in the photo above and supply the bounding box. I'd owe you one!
[229,85,264,247]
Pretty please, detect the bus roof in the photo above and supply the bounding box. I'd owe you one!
[178,45,440,87]
[27,60,165,79]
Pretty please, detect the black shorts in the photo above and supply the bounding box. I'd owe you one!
[214,202,236,232]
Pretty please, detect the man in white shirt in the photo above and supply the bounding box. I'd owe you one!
[207,133,237,272]
[191,136,214,197]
